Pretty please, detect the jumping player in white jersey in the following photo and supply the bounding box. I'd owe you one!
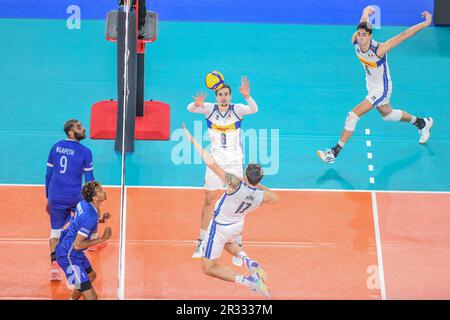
[318,7,434,163]
[183,124,278,299]
[187,76,259,264]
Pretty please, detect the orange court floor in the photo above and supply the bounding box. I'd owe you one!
[1,185,450,300]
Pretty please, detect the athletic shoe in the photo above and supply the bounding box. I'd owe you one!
[49,261,62,281]
[88,241,108,251]
[232,255,243,267]
[419,117,433,144]
[192,239,203,259]
[249,272,271,299]
[246,259,267,282]
[317,149,336,163]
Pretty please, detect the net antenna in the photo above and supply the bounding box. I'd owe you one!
[117,0,132,301]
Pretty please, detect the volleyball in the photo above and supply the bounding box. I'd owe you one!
[205,71,225,90]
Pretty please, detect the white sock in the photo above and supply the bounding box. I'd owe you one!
[235,274,253,287]
[338,140,345,148]
[238,251,248,260]
[238,251,252,267]
[410,115,417,124]
[198,229,207,241]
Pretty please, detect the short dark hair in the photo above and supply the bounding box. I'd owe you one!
[64,119,80,136]
[245,163,264,186]
[215,84,232,96]
[357,21,373,34]
[82,181,101,202]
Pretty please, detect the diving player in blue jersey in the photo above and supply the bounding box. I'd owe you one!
[45,119,96,280]
[56,181,111,300]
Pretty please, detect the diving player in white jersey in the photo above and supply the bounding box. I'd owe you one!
[318,7,434,163]
[183,123,278,299]
[187,76,259,263]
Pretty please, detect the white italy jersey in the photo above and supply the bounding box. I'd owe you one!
[354,39,392,105]
[206,104,244,165]
[213,182,264,225]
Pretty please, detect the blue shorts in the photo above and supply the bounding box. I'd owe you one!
[56,248,93,291]
[48,199,77,230]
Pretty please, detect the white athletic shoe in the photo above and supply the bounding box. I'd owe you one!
[419,117,433,144]
[232,255,243,267]
[249,272,271,299]
[246,259,267,282]
[317,149,336,164]
[192,239,203,259]
[49,261,62,281]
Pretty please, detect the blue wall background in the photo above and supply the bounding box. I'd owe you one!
[0,0,434,25]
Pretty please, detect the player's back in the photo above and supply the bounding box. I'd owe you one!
[57,200,98,255]
[47,139,93,201]
[213,182,264,225]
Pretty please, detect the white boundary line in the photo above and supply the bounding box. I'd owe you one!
[1,183,450,194]
[0,238,338,247]
[371,191,387,300]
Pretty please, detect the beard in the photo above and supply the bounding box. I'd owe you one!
[74,131,86,141]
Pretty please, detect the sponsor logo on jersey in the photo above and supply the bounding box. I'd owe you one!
[357,54,378,68]
[210,122,239,133]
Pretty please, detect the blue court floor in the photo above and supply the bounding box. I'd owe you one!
[0,19,449,191]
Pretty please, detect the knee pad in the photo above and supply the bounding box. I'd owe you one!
[50,228,62,239]
[344,112,360,131]
[383,109,402,122]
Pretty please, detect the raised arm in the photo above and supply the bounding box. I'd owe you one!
[360,6,375,23]
[352,6,376,43]
[234,76,259,116]
[377,11,432,57]
[256,183,279,205]
[187,91,212,115]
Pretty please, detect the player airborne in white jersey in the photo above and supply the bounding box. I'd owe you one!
[187,76,259,265]
[318,7,434,163]
[183,124,279,299]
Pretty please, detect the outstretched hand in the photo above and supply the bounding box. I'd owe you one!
[421,11,432,27]
[192,91,207,107]
[239,76,251,99]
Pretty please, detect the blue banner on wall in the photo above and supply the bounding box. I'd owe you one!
[0,0,434,26]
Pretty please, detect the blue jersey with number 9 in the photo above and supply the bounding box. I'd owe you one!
[46,139,94,204]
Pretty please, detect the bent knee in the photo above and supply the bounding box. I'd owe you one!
[382,109,402,122]
[344,112,360,131]
[88,271,97,283]
[202,261,214,276]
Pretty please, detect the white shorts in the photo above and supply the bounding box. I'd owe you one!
[204,163,243,190]
[201,219,244,260]
[366,82,393,107]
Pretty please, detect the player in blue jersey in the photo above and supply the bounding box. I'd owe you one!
[317,7,433,163]
[56,181,111,300]
[46,119,97,281]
